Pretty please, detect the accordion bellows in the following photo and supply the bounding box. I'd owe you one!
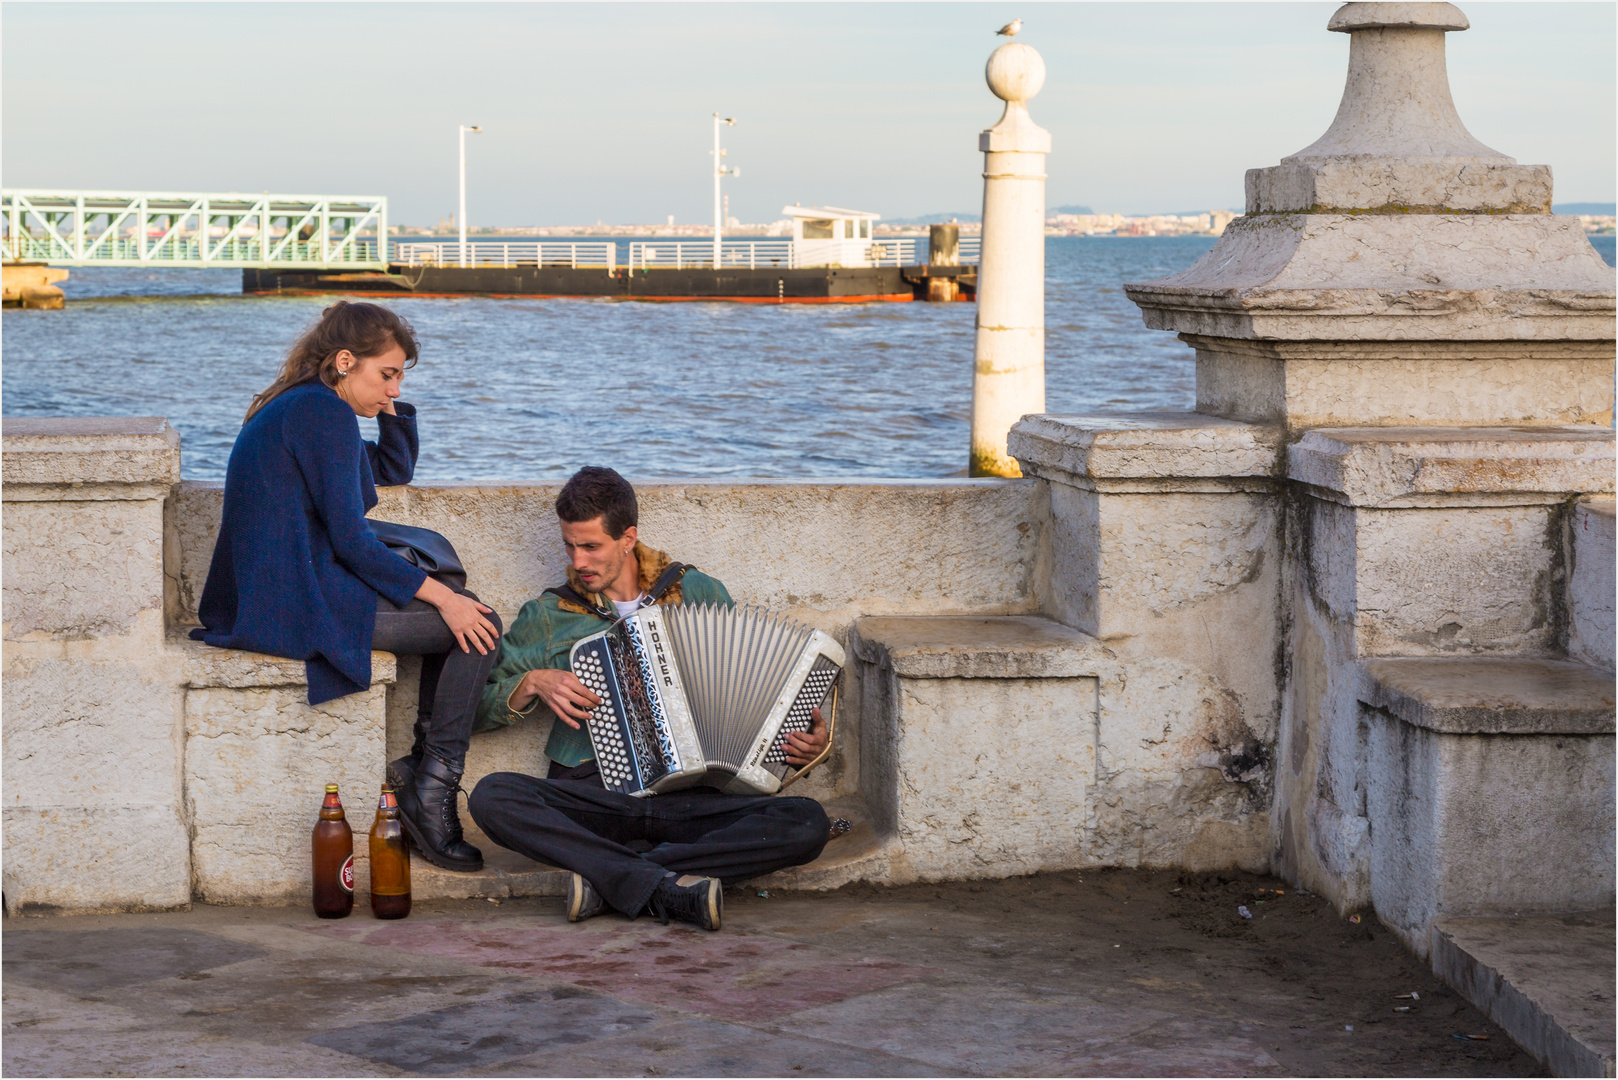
[569,603,845,796]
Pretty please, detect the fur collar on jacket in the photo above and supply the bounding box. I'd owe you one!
[558,541,684,615]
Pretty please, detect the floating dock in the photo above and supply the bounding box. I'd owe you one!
[241,263,974,304]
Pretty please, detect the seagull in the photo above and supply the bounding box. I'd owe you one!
[996,18,1022,36]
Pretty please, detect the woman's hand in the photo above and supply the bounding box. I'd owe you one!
[513,668,601,729]
[416,578,499,654]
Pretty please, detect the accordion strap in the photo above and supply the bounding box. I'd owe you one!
[545,562,694,622]
[777,681,839,792]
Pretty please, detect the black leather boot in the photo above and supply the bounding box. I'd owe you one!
[385,754,420,793]
[397,755,483,872]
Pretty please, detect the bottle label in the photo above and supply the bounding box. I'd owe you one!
[340,854,355,893]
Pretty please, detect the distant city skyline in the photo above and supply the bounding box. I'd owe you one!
[4,3,1613,226]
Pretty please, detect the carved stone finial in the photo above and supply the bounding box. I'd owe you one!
[1247,1,1550,213]
[981,42,1052,155]
[1288,2,1504,163]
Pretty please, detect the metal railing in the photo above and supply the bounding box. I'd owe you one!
[393,241,616,272]
[1,190,387,269]
[628,240,796,270]
[866,236,981,266]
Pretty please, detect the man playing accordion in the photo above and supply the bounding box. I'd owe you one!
[469,467,833,931]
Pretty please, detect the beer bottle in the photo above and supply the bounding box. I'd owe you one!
[368,783,411,920]
[312,783,354,918]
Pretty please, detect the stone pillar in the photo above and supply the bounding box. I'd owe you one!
[1110,0,1616,936]
[970,40,1050,477]
[2,417,190,913]
[1007,0,1613,952]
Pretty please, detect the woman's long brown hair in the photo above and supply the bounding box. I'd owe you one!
[245,301,420,421]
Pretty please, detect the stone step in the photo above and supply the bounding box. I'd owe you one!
[1432,913,1616,1078]
[755,796,902,892]
[1359,656,1616,954]
[1359,655,1616,735]
[406,824,568,901]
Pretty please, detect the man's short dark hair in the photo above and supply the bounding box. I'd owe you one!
[557,467,638,539]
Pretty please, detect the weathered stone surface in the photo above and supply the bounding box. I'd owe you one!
[851,616,1270,880]
[1359,657,1615,734]
[850,615,1108,679]
[183,639,396,689]
[185,677,389,905]
[3,500,168,639]
[1,806,190,915]
[1353,504,1560,656]
[174,480,1050,633]
[1290,426,1615,506]
[2,657,183,808]
[1126,213,1615,344]
[1009,412,1281,491]
[1,416,181,498]
[1366,705,1615,955]
[1567,498,1616,673]
[1432,913,1616,1078]
[1187,338,1614,429]
[1247,161,1553,215]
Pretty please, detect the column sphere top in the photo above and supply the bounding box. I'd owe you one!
[986,42,1045,103]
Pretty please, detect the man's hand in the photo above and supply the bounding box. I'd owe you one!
[512,668,601,729]
[784,707,829,767]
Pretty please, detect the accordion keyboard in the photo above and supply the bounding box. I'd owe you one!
[763,655,841,765]
[572,640,640,792]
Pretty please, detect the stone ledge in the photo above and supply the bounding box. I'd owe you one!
[1245,162,1553,215]
[173,637,397,689]
[410,824,567,900]
[1124,214,1616,343]
[2,417,182,492]
[849,615,1108,679]
[1359,656,1616,735]
[1008,412,1282,492]
[1432,913,1616,1078]
[1290,426,1616,507]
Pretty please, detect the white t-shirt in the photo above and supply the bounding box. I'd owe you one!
[612,594,647,620]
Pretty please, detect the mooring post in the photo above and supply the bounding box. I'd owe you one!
[970,37,1050,477]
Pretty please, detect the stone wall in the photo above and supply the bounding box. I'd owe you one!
[171,478,1051,808]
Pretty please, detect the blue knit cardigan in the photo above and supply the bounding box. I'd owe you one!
[191,381,428,704]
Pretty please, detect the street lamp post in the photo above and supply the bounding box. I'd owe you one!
[712,114,738,268]
[459,124,483,268]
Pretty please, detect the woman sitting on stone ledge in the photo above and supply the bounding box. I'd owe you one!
[190,300,502,874]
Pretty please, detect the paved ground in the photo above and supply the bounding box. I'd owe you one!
[3,868,1543,1077]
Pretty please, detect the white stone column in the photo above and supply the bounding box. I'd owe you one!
[970,41,1050,478]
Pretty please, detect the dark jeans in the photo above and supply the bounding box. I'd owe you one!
[373,590,502,770]
[468,770,830,918]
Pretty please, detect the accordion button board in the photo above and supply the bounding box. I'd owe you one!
[569,603,846,798]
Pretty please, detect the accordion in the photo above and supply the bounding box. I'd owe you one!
[569,603,845,797]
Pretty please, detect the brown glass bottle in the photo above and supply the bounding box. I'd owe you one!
[312,783,354,918]
[368,783,411,919]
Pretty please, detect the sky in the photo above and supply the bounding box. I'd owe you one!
[3,2,1613,226]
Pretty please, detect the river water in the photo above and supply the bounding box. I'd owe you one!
[5,234,1614,482]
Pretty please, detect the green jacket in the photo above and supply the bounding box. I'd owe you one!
[475,542,734,767]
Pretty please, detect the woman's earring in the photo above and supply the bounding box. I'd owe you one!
[337,368,349,378]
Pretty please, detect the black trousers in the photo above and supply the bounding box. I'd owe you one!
[468,770,830,918]
[372,590,502,770]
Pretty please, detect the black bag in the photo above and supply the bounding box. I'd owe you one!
[369,520,467,592]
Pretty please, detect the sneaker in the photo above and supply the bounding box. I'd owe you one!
[647,874,722,931]
[566,873,606,923]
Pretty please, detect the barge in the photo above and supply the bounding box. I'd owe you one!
[243,208,977,304]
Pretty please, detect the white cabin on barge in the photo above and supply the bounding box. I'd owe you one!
[784,204,880,268]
